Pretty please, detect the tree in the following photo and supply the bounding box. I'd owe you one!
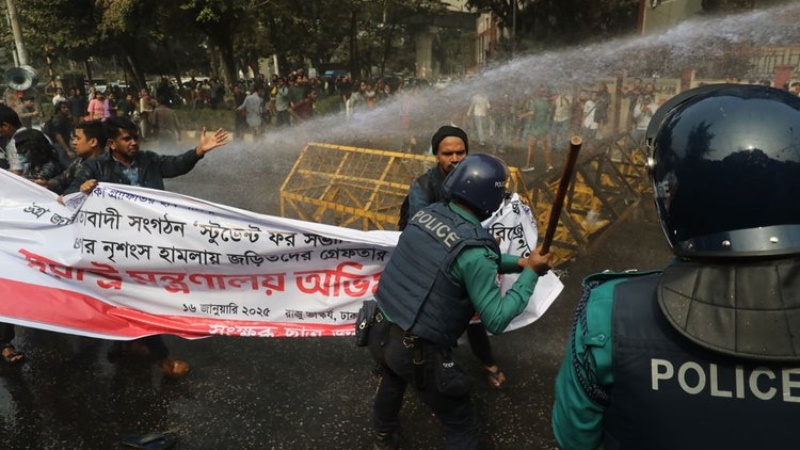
[180,0,250,85]
[13,0,209,90]
[13,0,105,78]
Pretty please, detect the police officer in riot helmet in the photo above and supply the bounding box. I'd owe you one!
[399,125,512,390]
[368,153,553,450]
[552,84,800,450]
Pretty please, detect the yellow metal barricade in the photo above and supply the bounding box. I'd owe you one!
[280,138,650,267]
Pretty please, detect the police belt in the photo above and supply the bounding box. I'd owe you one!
[375,311,420,345]
[375,310,428,389]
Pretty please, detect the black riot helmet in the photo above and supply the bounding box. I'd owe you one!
[647,84,800,258]
[443,153,510,220]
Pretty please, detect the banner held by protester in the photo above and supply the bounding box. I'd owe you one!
[0,171,561,340]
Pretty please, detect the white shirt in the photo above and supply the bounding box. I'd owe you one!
[468,93,491,117]
[633,100,659,131]
[4,127,26,171]
[238,92,263,116]
[553,95,571,123]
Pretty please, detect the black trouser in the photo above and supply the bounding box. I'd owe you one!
[0,323,15,346]
[276,110,290,127]
[234,112,247,139]
[139,335,169,361]
[369,321,479,450]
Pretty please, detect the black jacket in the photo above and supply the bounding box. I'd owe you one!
[64,148,203,194]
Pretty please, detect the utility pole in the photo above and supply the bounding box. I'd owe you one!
[5,0,28,65]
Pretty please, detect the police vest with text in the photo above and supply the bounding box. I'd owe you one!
[376,202,499,347]
[602,273,799,450]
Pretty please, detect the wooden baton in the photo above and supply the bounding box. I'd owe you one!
[540,136,583,255]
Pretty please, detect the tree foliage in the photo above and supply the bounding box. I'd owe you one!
[2,0,763,88]
[5,0,450,86]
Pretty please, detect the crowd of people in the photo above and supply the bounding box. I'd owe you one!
[26,69,800,162]
[0,83,229,379]
[5,69,682,168]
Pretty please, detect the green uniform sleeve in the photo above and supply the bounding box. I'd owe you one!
[499,253,524,274]
[451,246,538,334]
[551,279,621,450]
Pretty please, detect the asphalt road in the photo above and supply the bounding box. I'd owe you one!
[1,138,672,450]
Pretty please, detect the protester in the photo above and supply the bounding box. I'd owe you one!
[14,127,64,184]
[519,85,553,172]
[138,89,156,139]
[44,100,76,166]
[274,78,291,127]
[17,96,41,130]
[631,93,659,145]
[289,89,317,123]
[64,116,229,378]
[150,99,182,145]
[0,104,28,175]
[232,84,247,140]
[52,87,66,106]
[46,119,106,195]
[87,91,108,121]
[236,85,265,134]
[67,87,87,127]
[0,108,64,364]
[466,89,491,146]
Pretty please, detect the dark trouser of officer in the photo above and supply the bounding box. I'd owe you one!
[369,318,479,450]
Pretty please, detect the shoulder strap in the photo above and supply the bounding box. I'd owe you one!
[570,270,660,406]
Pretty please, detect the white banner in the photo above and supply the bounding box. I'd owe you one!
[0,171,560,340]
[483,193,562,327]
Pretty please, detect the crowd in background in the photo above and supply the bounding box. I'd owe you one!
[3,69,799,175]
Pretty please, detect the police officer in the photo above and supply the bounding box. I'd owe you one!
[552,84,800,450]
[370,153,553,450]
[399,125,509,389]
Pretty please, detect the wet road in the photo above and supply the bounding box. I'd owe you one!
[1,140,672,449]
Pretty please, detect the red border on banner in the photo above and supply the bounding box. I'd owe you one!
[0,278,356,339]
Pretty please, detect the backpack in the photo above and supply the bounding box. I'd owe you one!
[397,172,435,231]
